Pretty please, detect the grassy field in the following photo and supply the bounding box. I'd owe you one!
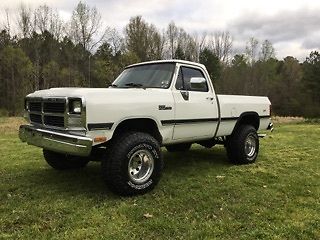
[0,118,319,239]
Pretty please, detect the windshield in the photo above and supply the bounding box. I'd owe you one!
[113,63,175,89]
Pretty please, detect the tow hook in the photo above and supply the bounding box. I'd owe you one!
[259,122,274,138]
[267,122,274,132]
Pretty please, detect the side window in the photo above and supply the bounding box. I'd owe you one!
[175,66,208,92]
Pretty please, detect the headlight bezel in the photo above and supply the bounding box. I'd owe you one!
[69,98,82,114]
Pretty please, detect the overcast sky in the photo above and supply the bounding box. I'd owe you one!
[1,0,319,61]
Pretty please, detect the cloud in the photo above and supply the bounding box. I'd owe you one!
[302,33,320,50]
[1,0,319,60]
[228,8,320,43]
[227,8,320,59]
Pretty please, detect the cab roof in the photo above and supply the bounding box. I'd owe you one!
[126,59,205,69]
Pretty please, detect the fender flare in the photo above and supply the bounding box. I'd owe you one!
[233,111,260,134]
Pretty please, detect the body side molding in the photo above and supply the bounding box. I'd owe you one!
[88,123,114,130]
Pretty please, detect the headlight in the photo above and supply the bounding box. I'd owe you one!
[69,100,82,114]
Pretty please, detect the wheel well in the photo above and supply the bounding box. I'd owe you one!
[234,112,260,132]
[113,118,162,144]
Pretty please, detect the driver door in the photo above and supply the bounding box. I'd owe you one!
[172,65,218,140]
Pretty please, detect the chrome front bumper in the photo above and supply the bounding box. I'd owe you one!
[19,125,93,156]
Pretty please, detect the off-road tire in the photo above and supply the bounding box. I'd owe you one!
[165,143,192,152]
[226,125,259,164]
[43,149,90,170]
[102,132,163,196]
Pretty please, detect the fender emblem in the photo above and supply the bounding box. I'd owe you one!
[158,105,172,110]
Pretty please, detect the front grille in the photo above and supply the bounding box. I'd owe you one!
[27,98,67,128]
[30,113,42,124]
[43,102,65,113]
[29,102,41,112]
[44,115,64,127]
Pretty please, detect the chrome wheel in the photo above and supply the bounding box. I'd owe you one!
[128,149,154,184]
[244,134,257,158]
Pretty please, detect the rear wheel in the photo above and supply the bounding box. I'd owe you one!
[102,132,163,196]
[165,143,192,152]
[43,149,90,170]
[226,125,259,164]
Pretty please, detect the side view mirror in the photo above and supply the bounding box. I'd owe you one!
[190,77,207,91]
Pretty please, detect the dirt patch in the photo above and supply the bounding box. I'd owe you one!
[0,117,26,135]
[272,116,305,124]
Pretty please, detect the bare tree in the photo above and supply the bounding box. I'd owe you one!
[49,9,64,40]
[107,28,124,55]
[34,5,50,34]
[164,21,200,61]
[175,28,197,61]
[245,37,259,65]
[31,5,64,40]
[166,21,179,59]
[194,32,207,62]
[69,1,109,51]
[259,40,275,61]
[17,4,32,38]
[147,24,165,60]
[209,31,233,64]
[3,9,11,35]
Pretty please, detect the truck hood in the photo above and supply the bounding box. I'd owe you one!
[28,87,137,98]
[27,87,174,103]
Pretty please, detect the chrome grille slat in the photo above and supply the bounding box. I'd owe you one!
[30,113,42,124]
[44,115,64,127]
[29,102,41,112]
[43,102,65,113]
[27,98,67,128]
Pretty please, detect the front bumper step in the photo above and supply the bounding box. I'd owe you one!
[19,125,93,156]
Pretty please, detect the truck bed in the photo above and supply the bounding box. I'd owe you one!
[215,95,271,137]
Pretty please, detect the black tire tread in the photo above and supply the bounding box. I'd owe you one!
[102,132,163,196]
[226,125,259,164]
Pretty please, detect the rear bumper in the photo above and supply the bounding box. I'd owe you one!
[258,121,273,138]
[19,125,92,156]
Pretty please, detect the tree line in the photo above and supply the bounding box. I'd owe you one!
[0,2,319,117]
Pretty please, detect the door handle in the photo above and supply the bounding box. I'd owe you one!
[206,97,214,100]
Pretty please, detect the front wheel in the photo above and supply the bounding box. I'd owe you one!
[226,125,259,164]
[102,132,163,196]
[43,149,90,170]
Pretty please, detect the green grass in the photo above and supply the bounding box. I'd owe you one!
[1,118,319,239]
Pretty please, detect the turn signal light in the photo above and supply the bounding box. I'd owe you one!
[94,136,107,143]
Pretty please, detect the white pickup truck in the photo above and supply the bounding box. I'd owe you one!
[19,60,273,195]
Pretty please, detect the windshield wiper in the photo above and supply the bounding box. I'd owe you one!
[125,83,145,89]
[109,84,118,88]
